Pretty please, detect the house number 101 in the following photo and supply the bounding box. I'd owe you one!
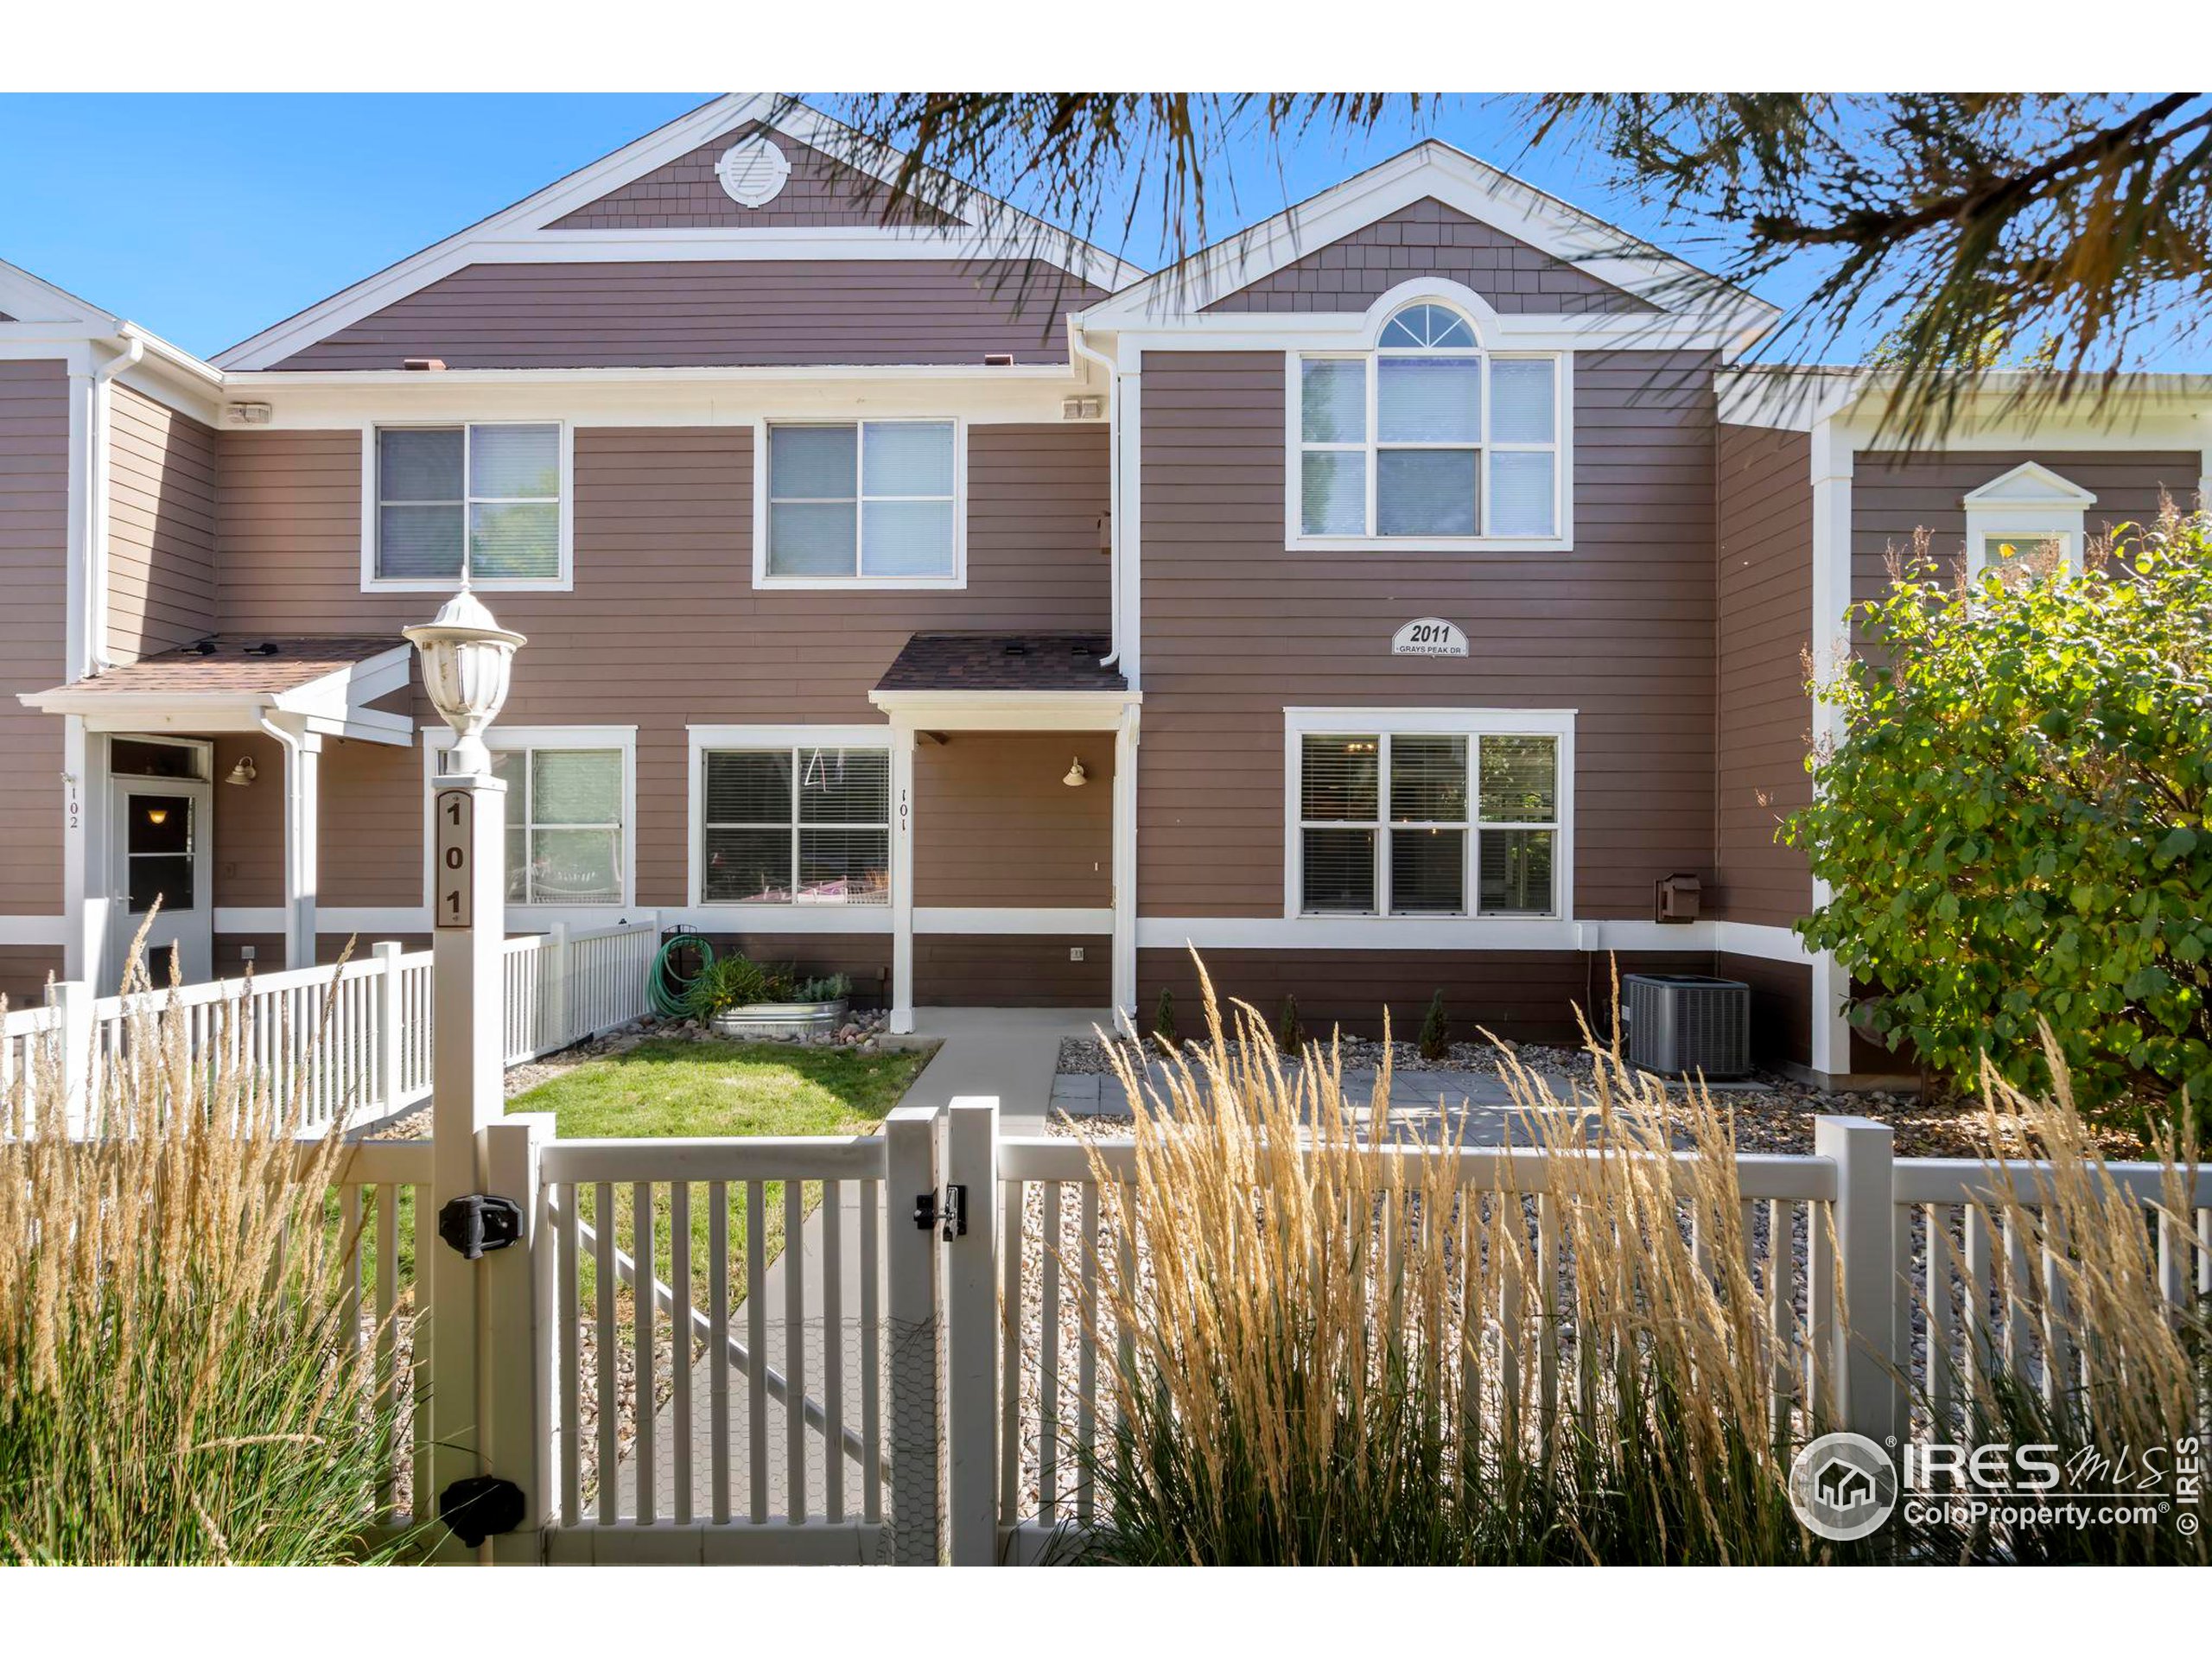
[435,789,474,929]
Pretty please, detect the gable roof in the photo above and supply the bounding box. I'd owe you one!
[1962,460,2100,508]
[216,94,1147,372]
[1077,140,1778,348]
[0,257,121,330]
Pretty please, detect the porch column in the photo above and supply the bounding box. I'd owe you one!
[1807,421,1857,1080]
[269,717,321,970]
[890,724,916,1033]
[1110,704,1140,1018]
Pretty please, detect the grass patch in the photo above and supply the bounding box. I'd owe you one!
[506,1038,932,1306]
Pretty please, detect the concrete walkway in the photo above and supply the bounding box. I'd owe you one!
[613,1006,1111,1516]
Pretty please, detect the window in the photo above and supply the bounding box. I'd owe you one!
[1292,720,1566,917]
[375,423,563,585]
[489,747,625,906]
[761,420,960,583]
[701,745,891,906]
[1295,302,1564,545]
[1961,461,2094,582]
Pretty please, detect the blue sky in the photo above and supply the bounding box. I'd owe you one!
[0,92,2172,370]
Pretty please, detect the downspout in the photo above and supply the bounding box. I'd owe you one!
[1069,322,1122,666]
[84,330,144,678]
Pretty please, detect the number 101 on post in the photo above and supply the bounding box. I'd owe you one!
[435,788,474,929]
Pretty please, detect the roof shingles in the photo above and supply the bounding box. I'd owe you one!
[49,635,404,698]
[874,633,1123,695]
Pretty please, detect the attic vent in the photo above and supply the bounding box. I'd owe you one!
[242,641,280,657]
[716,136,791,208]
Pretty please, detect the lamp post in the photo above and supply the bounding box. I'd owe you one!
[404,588,543,1559]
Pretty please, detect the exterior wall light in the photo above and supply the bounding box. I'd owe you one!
[1064,756,1087,787]
[225,757,257,786]
[403,588,526,774]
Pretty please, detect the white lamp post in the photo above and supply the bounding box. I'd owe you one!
[404,587,546,1559]
[403,587,525,775]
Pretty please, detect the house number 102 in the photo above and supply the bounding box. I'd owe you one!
[435,789,474,929]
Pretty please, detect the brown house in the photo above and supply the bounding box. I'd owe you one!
[3,94,2205,1084]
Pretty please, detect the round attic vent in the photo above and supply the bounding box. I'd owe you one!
[715,136,791,207]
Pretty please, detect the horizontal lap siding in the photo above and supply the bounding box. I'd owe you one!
[914,732,1113,908]
[1203,198,1653,315]
[1850,448,2200,613]
[1718,951,1811,1070]
[691,932,893,1008]
[215,423,1109,913]
[0,359,68,917]
[1715,424,1812,927]
[548,124,955,231]
[916,935,1107,1007]
[1137,349,1718,921]
[105,385,218,661]
[1138,948,1715,1046]
[0,946,61,1008]
[270,261,1103,370]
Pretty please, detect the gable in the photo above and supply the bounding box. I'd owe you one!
[546,121,957,232]
[1961,460,2098,507]
[1204,198,1653,316]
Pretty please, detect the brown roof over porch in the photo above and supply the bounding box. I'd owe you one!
[874,632,1124,695]
[18,634,413,745]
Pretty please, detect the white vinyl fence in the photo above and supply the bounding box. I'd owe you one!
[379,1095,2211,1566]
[3,917,660,1135]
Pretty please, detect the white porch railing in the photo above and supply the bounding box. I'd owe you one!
[4,915,660,1135]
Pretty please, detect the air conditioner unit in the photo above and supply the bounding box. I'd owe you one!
[1621,974,1751,1079]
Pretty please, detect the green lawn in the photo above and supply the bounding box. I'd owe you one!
[506,1037,934,1306]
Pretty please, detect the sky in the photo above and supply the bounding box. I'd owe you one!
[0,92,2185,372]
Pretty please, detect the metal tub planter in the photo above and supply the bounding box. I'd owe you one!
[709,998,850,1040]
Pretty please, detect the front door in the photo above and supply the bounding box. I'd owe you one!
[109,779,213,988]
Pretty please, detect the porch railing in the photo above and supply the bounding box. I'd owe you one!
[3,914,660,1135]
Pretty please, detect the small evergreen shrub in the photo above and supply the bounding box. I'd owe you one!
[1418,989,1450,1061]
[1277,995,1306,1052]
[1153,988,1178,1047]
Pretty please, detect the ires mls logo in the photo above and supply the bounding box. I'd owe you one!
[1789,1433,1900,1541]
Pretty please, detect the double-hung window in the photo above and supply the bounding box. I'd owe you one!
[1293,715,1567,918]
[760,420,961,585]
[374,423,565,586]
[1295,302,1564,546]
[701,744,892,906]
[488,746,626,905]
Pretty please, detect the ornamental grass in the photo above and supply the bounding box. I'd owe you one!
[0,928,409,1565]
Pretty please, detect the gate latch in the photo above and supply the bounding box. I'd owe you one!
[439,1474,526,1547]
[912,1183,967,1241]
[437,1193,524,1260]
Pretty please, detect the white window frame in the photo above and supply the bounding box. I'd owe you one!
[1287,300,1573,555]
[1962,461,2094,580]
[751,417,969,591]
[686,724,897,913]
[420,725,636,916]
[363,420,574,593]
[1282,707,1575,922]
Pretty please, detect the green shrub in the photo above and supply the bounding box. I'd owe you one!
[790,972,853,1004]
[682,952,770,1019]
[1418,989,1450,1061]
[1787,509,2212,1120]
[1153,988,1177,1047]
[1276,994,1306,1052]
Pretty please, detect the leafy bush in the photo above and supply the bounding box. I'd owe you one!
[790,972,852,1004]
[681,952,771,1019]
[0,948,410,1563]
[1787,510,2212,1118]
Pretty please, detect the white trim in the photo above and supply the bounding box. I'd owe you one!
[750,417,967,591]
[1283,291,1573,553]
[1104,310,1761,359]
[1282,707,1576,925]
[1961,461,2094,578]
[1719,365,2212,439]
[1131,914,1810,961]
[22,648,414,747]
[1110,703,1139,1015]
[361,419,574,593]
[421,725,637,912]
[868,690,1138,732]
[1078,141,1775,344]
[913,907,1112,937]
[214,95,1141,372]
[1807,424,1857,1077]
[0,915,68,947]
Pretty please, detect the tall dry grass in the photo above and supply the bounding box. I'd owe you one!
[0,935,408,1564]
[1923,1036,2209,1565]
[1081,963,2209,1565]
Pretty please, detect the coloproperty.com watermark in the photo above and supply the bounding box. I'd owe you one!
[1787,1429,2204,1542]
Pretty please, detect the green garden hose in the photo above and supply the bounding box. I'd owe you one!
[648,931,714,1020]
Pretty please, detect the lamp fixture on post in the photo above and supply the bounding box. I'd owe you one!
[1063,756,1087,788]
[402,587,526,774]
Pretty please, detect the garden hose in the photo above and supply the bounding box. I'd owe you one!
[649,930,714,1020]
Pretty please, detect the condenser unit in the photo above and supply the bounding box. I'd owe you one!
[1621,974,1751,1079]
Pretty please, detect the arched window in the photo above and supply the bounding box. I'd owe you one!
[1294,300,1564,544]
